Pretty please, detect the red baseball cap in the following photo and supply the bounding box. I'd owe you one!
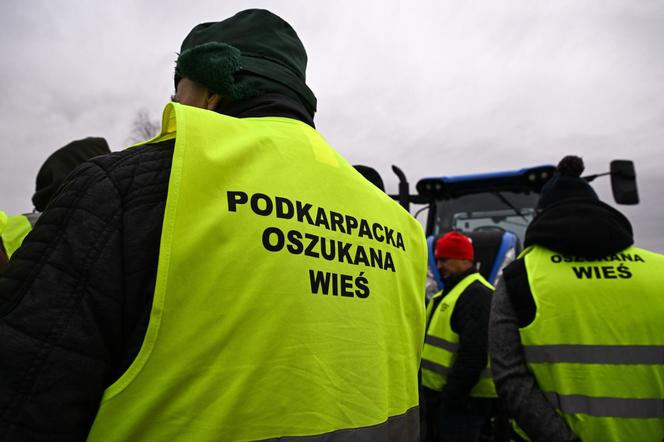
[435,232,474,261]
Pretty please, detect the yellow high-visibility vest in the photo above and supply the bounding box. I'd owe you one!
[519,245,664,442]
[421,272,497,397]
[0,211,38,257]
[0,211,6,257]
[87,103,428,441]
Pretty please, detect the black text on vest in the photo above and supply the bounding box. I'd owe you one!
[308,270,369,298]
[571,265,632,279]
[227,190,406,252]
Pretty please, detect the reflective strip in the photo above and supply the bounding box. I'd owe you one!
[524,344,664,364]
[421,359,491,378]
[545,393,664,419]
[260,405,419,441]
[421,359,451,376]
[424,335,459,352]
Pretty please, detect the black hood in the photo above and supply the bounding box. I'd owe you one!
[32,137,110,211]
[524,197,633,259]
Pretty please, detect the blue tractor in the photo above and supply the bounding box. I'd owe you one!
[388,161,638,296]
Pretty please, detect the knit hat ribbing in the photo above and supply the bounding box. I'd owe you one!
[435,232,475,261]
[175,9,317,116]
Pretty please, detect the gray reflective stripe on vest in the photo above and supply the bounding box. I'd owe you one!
[421,359,491,378]
[424,335,459,353]
[524,344,664,364]
[545,393,664,419]
[259,406,419,441]
[23,212,40,228]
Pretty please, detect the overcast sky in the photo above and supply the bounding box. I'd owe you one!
[1,0,663,251]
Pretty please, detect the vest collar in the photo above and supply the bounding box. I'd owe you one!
[442,268,477,295]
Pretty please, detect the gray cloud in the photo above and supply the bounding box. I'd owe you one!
[1,0,663,251]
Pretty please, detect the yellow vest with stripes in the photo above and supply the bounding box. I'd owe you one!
[87,103,428,441]
[421,272,497,397]
[520,245,664,442]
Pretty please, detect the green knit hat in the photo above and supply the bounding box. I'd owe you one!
[175,9,317,115]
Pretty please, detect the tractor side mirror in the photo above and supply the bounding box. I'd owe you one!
[610,160,639,205]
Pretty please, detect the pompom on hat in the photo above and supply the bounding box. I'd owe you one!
[537,155,599,210]
[435,232,474,261]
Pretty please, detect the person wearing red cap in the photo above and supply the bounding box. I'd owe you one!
[421,232,497,442]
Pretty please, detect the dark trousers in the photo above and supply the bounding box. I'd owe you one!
[422,391,493,442]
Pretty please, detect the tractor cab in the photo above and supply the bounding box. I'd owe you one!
[417,166,554,291]
[383,160,638,297]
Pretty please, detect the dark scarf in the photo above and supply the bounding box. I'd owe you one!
[215,93,314,128]
[525,197,633,259]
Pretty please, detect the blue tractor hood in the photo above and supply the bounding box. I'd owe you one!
[417,165,556,200]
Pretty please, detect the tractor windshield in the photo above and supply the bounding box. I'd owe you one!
[432,191,539,246]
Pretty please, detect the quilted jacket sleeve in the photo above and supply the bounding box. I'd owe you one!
[489,277,580,442]
[0,159,126,441]
[0,141,172,441]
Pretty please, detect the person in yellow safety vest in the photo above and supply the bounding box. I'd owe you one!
[0,137,110,266]
[0,9,428,441]
[489,156,664,442]
[421,232,497,442]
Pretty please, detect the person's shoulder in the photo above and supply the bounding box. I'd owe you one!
[85,139,176,197]
[464,278,493,299]
[503,258,527,283]
[469,278,493,294]
[89,139,175,175]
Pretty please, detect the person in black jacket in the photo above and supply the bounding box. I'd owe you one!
[0,137,109,265]
[422,232,495,442]
[0,9,322,441]
[488,155,656,442]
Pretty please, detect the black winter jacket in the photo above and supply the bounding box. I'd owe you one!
[0,95,313,441]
